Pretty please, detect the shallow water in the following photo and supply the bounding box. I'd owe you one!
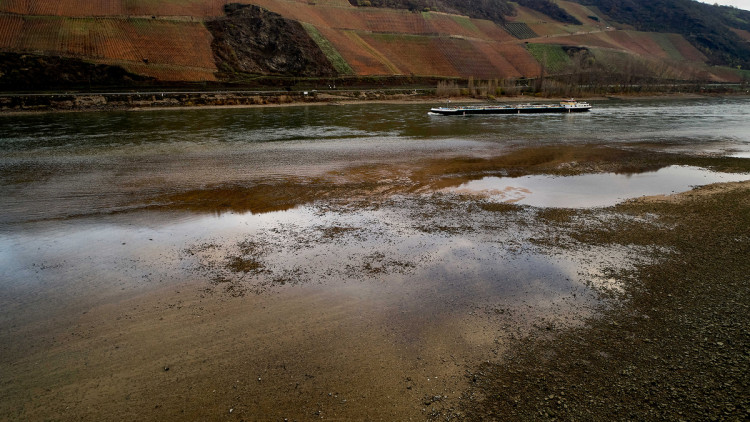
[448,165,750,208]
[1,97,749,419]
[1,97,749,224]
[0,197,631,419]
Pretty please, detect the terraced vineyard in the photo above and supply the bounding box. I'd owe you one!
[249,0,515,41]
[214,0,538,79]
[0,0,743,83]
[537,30,708,65]
[0,14,217,80]
[316,27,393,75]
[503,22,538,39]
[0,0,229,17]
[556,1,608,28]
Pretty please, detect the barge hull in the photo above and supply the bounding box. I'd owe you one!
[431,107,590,115]
[429,100,592,115]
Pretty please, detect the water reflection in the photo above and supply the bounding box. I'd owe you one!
[4,98,747,418]
[0,202,623,328]
[448,165,750,208]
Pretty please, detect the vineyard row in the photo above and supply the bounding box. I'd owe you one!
[0,15,216,70]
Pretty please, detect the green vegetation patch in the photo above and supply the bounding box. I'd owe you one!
[587,47,635,68]
[650,33,685,61]
[302,23,354,75]
[450,15,480,33]
[714,65,750,80]
[368,32,430,43]
[526,43,571,72]
[722,6,750,29]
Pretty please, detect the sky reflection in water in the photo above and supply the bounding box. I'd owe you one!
[449,165,750,208]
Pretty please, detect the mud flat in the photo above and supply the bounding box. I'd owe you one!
[0,186,616,420]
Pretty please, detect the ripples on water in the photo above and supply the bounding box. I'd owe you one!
[2,97,748,152]
[0,97,748,225]
[0,97,748,235]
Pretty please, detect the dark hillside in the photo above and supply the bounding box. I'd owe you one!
[346,0,579,25]
[515,0,581,24]
[206,4,337,77]
[0,53,152,90]
[722,6,750,30]
[347,0,513,23]
[576,0,750,68]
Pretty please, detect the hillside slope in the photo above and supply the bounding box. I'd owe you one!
[576,0,750,68]
[0,0,747,87]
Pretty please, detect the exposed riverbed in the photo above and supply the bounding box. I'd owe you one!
[1,97,749,420]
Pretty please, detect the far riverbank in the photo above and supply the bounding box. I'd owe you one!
[0,87,745,114]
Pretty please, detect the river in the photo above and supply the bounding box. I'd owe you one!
[0,96,748,420]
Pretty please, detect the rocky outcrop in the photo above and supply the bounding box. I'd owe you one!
[206,4,337,78]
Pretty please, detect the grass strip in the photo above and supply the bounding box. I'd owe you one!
[301,23,354,75]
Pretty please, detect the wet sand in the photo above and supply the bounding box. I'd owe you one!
[0,192,612,420]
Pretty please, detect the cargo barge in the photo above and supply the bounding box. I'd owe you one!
[429,99,592,115]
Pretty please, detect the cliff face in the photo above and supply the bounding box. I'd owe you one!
[206,4,337,77]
